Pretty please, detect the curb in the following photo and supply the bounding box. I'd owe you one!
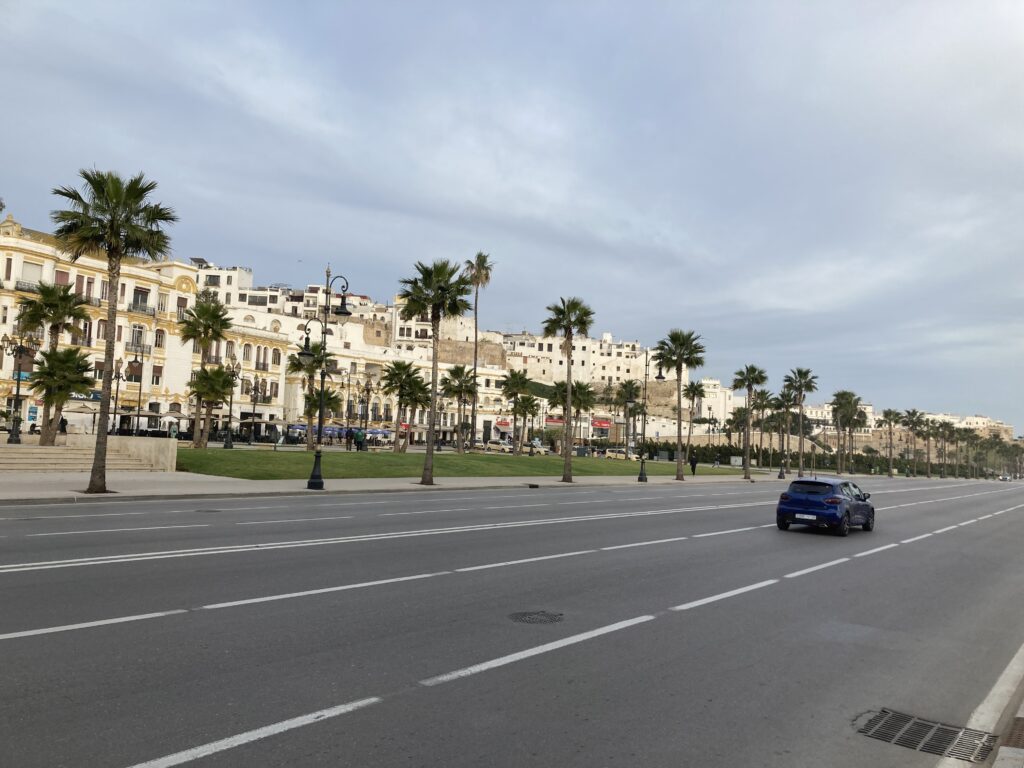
[994,702,1024,767]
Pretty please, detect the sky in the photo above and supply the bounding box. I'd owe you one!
[2,1,1022,431]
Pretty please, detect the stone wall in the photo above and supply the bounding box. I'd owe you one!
[437,339,506,368]
[358,319,392,347]
[66,433,177,471]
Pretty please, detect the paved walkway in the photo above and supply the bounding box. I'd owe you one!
[0,469,779,505]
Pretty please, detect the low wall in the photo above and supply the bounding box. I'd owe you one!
[65,434,177,472]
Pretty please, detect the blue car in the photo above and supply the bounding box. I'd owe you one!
[776,477,875,536]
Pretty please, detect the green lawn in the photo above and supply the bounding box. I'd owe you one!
[176,448,745,481]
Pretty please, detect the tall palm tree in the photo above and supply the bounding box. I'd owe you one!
[17,283,90,444]
[500,369,532,454]
[51,170,177,493]
[773,387,797,472]
[731,365,768,480]
[901,409,924,476]
[922,419,936,478]
[303,387,343,421]
[399,260,472,485]
[440,364,477,454]
[463,252,493,450]
[516,394,541,450]
[187,366,234,447]
[750,388,773,469]
[615,379,643,448]
[381,360,422,453]
[542,297,595,483]
[28,348,94,440]
[783,367,818,477]
[830,391,858,474]
[403,375,432,453]
[287,341,330,451]
[653,330,706,481]
[682,380,706,466]
[876,409,902,478]
[178,294,233,447]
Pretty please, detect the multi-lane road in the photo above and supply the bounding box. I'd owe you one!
[2,477,1024,767]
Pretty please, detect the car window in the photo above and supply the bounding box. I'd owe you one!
[840,483,856,500]
[849,483,864,498]
[787,481,831,495]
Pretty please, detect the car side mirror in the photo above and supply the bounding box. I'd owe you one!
[863,492,871,500]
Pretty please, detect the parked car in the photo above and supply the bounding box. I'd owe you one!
[605,448,639,461]
[999,474,1011,482]
[485,439,513,453]
[776,477,875,537]
[528,440,548,455]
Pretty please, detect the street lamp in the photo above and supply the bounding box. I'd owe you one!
[223,355,242,449]
[110,358,126,435]
[1,331,40,444]
[298,265,352,490]
[248,375,265,445]
[131,351,146,436]
[637,353,662,483]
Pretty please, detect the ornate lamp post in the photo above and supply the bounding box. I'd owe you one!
[247,375,265,445]
[637,351,663,483]
[223,355,242,449]
[1,331,39,444]
[297,265,352,490]
[110,357,126,435]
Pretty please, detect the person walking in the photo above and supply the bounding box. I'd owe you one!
[689,454,698,476]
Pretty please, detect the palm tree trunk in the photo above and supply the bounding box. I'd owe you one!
[675,369,684,480]
[38,326,61,446]
[200,401,215,449]
[421,316,440,485]
[306,378,315,451]
[455,400,464,455]
[797,403,806,477]
[685,403,694,471]
[757,414,765,470]
[392,402,403,454]
[470,285,479,450]
[743,387,752,480]
[87,257,120,493]
[561,334,573,483]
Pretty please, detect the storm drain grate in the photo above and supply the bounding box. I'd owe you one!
[509,611,563,624]
[858,709,997,763]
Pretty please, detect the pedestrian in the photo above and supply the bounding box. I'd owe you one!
[170,422,178,439]
[713,454,720,468]
[346,428,354,451]
[59,417,68,434]
[689,454,698,476]
[29,422,39,435]
[355,428,365,451]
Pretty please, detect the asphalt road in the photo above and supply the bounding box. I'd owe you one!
[2,477,1024,767]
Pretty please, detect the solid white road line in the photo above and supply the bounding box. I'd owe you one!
[692,526,757,538]
[454,551,594,572]
[900,533,933,544]
[853,543,899,558]
[669,580,778,611]
[0,610,188,641]
[201,572,448,610]
[235,516,352,525]
[600,536,688,550]
[28,525,210,537]
[484,504,550,510]
[784,558,850,578]
[126,697,381,768]
[419,616,656,687]
[978,514,994,520]
[379,508,471,516]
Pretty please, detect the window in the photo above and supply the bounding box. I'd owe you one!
[55,270,70,286]
[239,294,247,303]
[547,344,553,352]
[243,344,252,362]
[116,325,123,342]
[1,305,6,324]
[154,329,165,348]
[270,382,279,398]
[192,340,200,354]
[120,283,126,300]
[272,349,281,366]
[131,324,145,346]
[101,281,109,300]
[21,261,43,283]
[126,359,143,384]
[269,295,278,304]
[226,275,233,286]
[158,293,168,312]
[151,366,163,386]
[225,293,231,304]
[97,320,107,340]
[226,341,235,358]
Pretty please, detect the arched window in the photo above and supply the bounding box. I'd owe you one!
[243,344,252,362]
[383,403,393,422]
[226,340,234,358]
[270,320,281,333]
[154,329,165,348]
[272,349,281,366]
[244,315,256,324]
[241,379,252,395]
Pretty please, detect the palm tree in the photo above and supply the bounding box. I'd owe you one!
[16,283,90,444]
[653,329,706,481]
[783,368,818,477]
[382,360,419,453]
[572,382,598,451]
[303,387,343,421]
[876,409,902,477]
[830,391,859,474]
[500,369,532,454]
[287,341,330,451]
[51,169,177,493]
[463,252,493,450]
[901,409,924,476]
[516,394,541,450]
[615,379,642,449]
[187,367,235,447]
[28,348,94,439]
[440,364,477,454]
[542,297,595,483]
[404,375,432,453]
[682,380,706,467]
[732,365,768,480]
[399,260,472,485]
[750,388,772,469]
[773,387,797,472]
[178,294,233,447]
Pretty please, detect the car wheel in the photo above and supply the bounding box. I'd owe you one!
[863,511,875,532]
[777,519,790,531]
[834,513,850,537]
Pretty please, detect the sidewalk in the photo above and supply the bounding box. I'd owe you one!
[0,470,776,505]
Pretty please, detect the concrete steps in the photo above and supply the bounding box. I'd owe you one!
[0,446,154,472]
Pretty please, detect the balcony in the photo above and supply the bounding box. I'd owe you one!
[177,308,189,321]
[255,362,269,372]
[127,302,156,317]
[125,342,153,356]
[70,336,94,348]
[205,355,223,365]
[15,280,40,293]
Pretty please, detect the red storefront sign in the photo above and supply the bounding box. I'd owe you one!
[591,418,611,428]
[496,419,510,428]
[545,416,564,425]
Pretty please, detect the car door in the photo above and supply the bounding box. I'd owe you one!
[839,483,861,523]
[844,482,866,523]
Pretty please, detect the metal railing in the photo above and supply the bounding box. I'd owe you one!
[205,355,223,365]
[125,342,153,355]
[127,303,156,316]
[15,280,40,293]
[255,362,269,372]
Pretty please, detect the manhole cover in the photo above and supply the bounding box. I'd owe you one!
[509,611,563,624]
[858,709,997,763]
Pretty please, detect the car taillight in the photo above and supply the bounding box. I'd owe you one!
[824,496,842,505]
[779,493,790,501]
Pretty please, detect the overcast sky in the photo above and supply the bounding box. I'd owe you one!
[2,1,1022,431]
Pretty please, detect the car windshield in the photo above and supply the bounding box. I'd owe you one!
[787,481,833,495]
